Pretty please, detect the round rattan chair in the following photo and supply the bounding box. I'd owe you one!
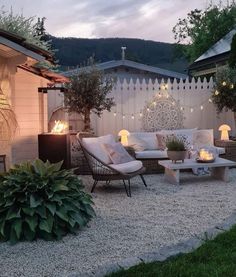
[77,132,147,197]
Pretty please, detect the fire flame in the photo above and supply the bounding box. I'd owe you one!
[51,120,68,134]
[199,149,214,161]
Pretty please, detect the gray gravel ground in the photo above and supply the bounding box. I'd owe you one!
[1,170,236,276]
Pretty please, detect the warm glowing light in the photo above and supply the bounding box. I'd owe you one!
[215,90,219,95]
[190,108,194,113]
[131,114,135,119]
[222,81,227,86]
[51,120,68,134]
[113,112,117,117]
[122,115,125,119]
[200,105,204,110]
[230,84,234,89]
[208,98,212,103]
[118,129,130,146]
[219,124,231,140]
[147,108,150,112]
[139,112,143,117]
[199,149,214,161]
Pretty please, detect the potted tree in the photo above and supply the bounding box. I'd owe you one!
[166,137,187,163]
[64,59,115,132]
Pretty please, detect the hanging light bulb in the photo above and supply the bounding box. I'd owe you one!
[131,114,135,120]
[209,98,212,103]
[222,81,227,86]
[180,107,183,111]
[215,90,220,96]
[200,105,204,110]
[113,112,117,117]
[122,115,125,119]
[230,84,234,89]
[147,107,150,112]
[139,112,143,117]
[190,108,194,113]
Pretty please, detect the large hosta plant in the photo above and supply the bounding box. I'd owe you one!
[0,160,95,243]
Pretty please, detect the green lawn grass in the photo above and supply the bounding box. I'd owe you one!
[107,225,236,277]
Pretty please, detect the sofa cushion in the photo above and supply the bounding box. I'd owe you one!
[103,142,134,164]
[128,132,159,150]
[135,150,168,159]
[82,134,115,164]
[193,129,214,149]
[127,136,148,151]
[109,160,143,173]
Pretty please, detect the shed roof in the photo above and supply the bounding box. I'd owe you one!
[0,29,54,62]
[194,28,236,63]
[63,59,187,79]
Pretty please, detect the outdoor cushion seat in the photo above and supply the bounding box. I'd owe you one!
[109,160,143,174]
[77,132,147,197]
[135,150,168,159]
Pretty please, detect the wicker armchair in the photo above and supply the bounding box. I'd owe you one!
[77,132,147,197]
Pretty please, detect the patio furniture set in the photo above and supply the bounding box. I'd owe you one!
[77,128,236,197]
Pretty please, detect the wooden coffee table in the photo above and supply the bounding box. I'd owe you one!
[159,158,236,185]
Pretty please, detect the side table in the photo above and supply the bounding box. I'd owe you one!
[215,140,236,162]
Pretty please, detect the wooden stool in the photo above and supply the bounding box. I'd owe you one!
[0,155,6,172]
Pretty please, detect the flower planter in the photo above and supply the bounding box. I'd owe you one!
[167,150,187,163]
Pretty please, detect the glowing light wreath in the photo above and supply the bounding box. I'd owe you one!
[142,94,184,131]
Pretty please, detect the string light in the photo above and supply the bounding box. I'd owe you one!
[110,85,214,119]
[222,81,227,86]
[230,84,234,89]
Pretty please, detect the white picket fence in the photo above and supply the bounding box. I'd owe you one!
[48,77,235,138]
[90,77,235,138]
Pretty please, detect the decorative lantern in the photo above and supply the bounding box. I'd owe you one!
[218,124,231,140]
[196,148,215,163]
[118,129,130,146]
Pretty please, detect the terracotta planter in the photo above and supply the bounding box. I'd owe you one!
[167,150,187,163]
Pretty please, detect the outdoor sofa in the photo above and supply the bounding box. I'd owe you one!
[126,129,225,173]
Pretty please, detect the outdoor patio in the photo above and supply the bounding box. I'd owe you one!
[1,170,236,277]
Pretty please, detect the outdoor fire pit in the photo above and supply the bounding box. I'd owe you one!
[38,121,71,169]
[196,148,215,163]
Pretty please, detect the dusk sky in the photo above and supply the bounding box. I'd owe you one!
[0,0,230,43]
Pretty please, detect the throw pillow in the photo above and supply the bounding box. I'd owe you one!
[103,142,134,164]
[156,133,175,150]
[127,135,148,151]
[175,133,193,151]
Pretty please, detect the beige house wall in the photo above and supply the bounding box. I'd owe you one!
[10,68,48,165]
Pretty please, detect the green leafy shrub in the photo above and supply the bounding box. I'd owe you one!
[0,159,95,243]
[166,137,186,151]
